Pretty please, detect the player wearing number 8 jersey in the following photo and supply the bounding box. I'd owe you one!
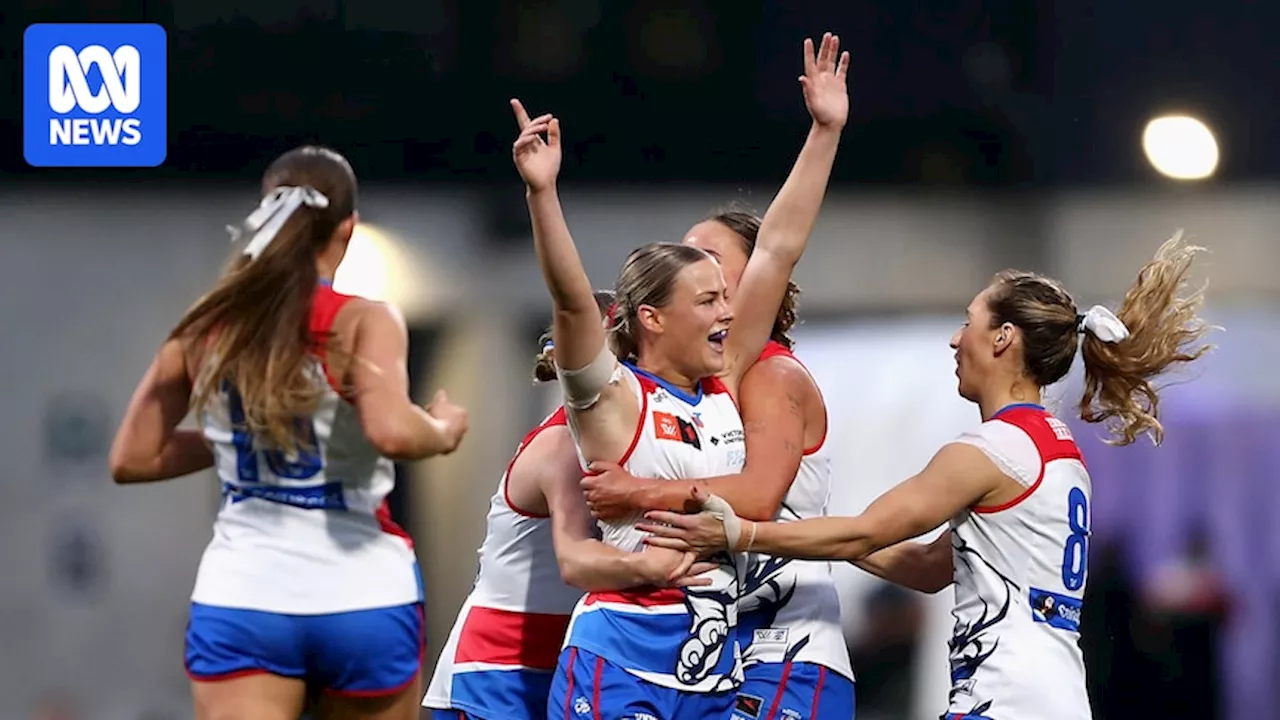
[640,233,1215,720]
[109,146,469,720]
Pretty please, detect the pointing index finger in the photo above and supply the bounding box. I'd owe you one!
[510,98,531,129]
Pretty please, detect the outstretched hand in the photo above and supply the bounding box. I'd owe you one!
[799,32,851,130]
[636,485,742,558]
[510,98,561,192]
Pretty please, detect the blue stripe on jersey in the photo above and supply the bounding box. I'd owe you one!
[992,402,1046,417]
[623,361,705,406]
[565,604,738,687]
[221,481,347,510]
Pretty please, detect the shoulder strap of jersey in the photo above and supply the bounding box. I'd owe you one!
[310,284,358,394]
[758,339,794,363]
[992,406,1084,465]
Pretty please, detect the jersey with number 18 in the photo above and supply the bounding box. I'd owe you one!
[944,403,1092,720]
[190,284,421,615]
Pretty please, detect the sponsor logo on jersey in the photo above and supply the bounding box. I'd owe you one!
[734,693,764,719]
[1029,586,1082,632]
[652,411,701,450]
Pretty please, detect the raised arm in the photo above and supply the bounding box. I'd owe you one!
[510,99,636,462]
[109,338,213,483]
[640,443,1003,563]
[532,427,699,591]
[582,355,812,521]
[723,33,850,388]
[510,100,606,373]
[345,300,468,460]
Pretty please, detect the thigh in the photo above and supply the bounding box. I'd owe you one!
[191,672,308,720]
[307,603,424,699]
[316,680,422,720]
[737,662,855,720]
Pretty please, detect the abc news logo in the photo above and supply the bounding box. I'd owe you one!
[48,44,143,147]
[23,24,167,167]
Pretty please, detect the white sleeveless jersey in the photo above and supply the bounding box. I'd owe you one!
[944,403,1093,720]
[425,408,583,717]
[738,342,853,680]
[190,285,421,615]
[563,363,745,693]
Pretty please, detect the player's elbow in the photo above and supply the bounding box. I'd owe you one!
[363,410,436,462]
[556,552,604,592]
[365,427,419,462]
[108,447,153,484]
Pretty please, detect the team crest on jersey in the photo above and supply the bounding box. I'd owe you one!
[652,411,701,450]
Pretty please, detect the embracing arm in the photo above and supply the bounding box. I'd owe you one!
[750,444,998,561]
[724,35,849,385]
[109,338,213,484]
[634,358,809,520]
[538,429,688,591]
[643,442,1004,571]
[854,530,955,594]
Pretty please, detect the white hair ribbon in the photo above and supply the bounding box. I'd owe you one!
[1077,305,1130,344]
[227,185,330,260]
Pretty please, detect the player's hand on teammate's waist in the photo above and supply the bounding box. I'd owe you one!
[629,548,715,589]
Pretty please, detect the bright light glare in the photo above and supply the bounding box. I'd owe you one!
[1142,115,1219,180]
[333,224,394,303]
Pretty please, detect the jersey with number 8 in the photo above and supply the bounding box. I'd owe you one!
[944,403,1092,720]
[190,284,421,616]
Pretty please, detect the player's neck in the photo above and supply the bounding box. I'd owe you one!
[634,355,699,394]
[978,380,1042,421]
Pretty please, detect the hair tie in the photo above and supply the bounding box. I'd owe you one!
[227,185,330,260]
[606,302,619,325]
[542,339,555,353]
[1077,305,1130,344]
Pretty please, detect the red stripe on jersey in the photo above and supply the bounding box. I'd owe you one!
[503,408,569,518]
[584,586,686,607]
[376,500,414,549]
[310,284,358,395]
[453,606,572,670]
[973,405,1084,514]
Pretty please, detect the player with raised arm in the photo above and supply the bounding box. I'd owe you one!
[511,31,848,720]
[577,41,856,719]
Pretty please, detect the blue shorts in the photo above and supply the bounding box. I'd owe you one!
[439,668,555,720]
[184,601,423,696]
[734,662,856,720]
[548,647,734,720]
